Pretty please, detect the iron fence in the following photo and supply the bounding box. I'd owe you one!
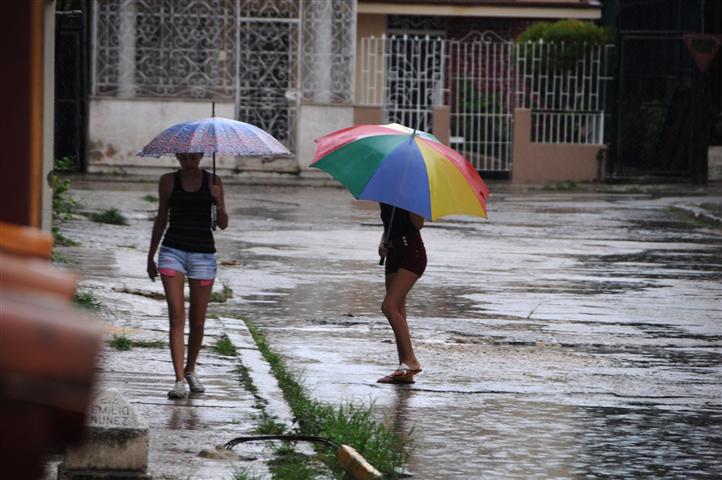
[359,34,614,171]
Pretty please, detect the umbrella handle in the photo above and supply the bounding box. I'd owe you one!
[211,203,217,231]
[378,240,389,266]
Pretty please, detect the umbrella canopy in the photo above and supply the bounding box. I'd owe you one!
[311,123,489,220]
[138,116,289,157]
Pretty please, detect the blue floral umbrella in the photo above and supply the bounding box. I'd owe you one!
[139,103,289,227]
[139,104,290,172]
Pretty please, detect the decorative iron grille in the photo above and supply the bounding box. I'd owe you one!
[93,0,237,98]
[237,1,299,150]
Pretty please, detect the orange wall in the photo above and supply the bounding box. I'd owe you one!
[512,109,605,184]
[0,1,44,227]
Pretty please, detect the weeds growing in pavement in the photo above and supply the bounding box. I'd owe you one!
[109,335,133,351]
[142,194,158,203]
[212,333,238,356]
[231,467,265,480]
[256,412,287,435]
[246,322,412,478]
[543,180,578,191]
[109,335,166,351]
[52,227,79,247]
[52,156,79,246]
[74,291,102,311]
[267,443,325,480]
[90,208,129,225]
[209,283,233,303]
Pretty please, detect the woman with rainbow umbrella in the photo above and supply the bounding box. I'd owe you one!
[312,123,489,384]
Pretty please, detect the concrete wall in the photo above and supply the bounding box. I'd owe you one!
[296,103,354,170]
[88,98,236,175]
[512,108,605,184]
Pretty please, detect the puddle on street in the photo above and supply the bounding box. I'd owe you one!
[58,185,722,479]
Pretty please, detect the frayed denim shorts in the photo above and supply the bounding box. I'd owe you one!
[158,245,217,282]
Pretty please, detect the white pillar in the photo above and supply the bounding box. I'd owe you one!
[117,0,136,98]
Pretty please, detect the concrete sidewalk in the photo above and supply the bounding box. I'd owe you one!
[44,253,299,478]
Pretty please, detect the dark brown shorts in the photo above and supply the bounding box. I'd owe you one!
[385,231,427,277]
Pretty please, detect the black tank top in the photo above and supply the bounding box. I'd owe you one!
[380,203,418,242]
[162,170,215,253]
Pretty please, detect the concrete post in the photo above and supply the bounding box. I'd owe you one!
[432,105,450,145]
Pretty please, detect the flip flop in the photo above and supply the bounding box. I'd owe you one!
[377,363,422,384]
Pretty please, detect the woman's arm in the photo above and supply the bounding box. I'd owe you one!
[147,175,172,280]
[211,175,229,230]
[410,212,425,230]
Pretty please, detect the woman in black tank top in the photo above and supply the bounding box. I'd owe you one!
[146,152,229,399]
[377,203,425,384]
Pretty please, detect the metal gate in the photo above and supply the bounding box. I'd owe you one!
[360,32,514,172]
[613,0,701,178]
[359,33,613,173]
[237,1,299,152]
[56,5,90,171]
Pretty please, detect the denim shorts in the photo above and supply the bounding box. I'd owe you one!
[158,245,217,280]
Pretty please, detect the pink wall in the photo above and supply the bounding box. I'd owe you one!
[512,109,605,184]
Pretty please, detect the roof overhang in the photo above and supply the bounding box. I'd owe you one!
[359,1,602,19]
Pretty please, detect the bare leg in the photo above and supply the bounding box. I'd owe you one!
[185,278,214,373]
[382,268,421,370]
[161,273,186,382]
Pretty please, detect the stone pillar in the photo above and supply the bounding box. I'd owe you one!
[432,105,450,145]
[312,2,332,104]
[117,0,136,98]
[58,390,151,479]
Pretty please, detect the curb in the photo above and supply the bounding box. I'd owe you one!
[216,316,295,427]
[217,317,385,479]
[338,445,383,479]
[675,205,722,226]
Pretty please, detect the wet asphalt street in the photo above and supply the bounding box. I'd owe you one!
[61,181,722,479]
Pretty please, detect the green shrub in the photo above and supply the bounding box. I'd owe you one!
[517,19,612,46]
[52,157,78,221]
[517,20,613,73]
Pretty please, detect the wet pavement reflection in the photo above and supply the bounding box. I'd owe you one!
[61,183,722,479]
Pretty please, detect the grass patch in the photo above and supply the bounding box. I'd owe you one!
[246,322,411,478]
[109,335,166,351]
[52,226,79,247]
[667,206,722,229]
[233,364,258,397]
[52,251,68,264]
[231,467,265,480]
[142,194,158,203]
[90,208,129,225]
[543,180,578,191]
[210,283,233,303]
[212,333,237,356]
[74,291,102,311]
[109,335,133,351]
[267,444,325,480]
[256,412,287,435]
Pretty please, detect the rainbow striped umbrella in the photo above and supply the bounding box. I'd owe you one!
[311,123,489,220]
